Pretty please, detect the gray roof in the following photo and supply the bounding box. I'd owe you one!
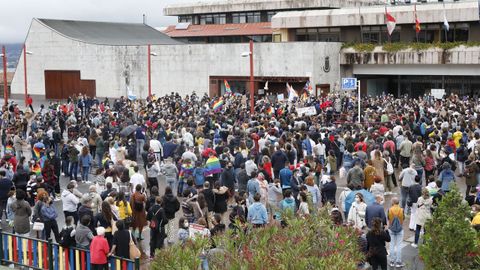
[37,18,182,46]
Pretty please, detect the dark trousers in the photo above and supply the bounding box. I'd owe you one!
[69,162,78,180]
[29,104,34,113]
[44,219,61,242]
[400,156,410,169]
[64,211,79,225]
[0,199,7,221]
[91,264,108,270]
[62,160,70,174]
[369,254,388,270]
[414,224,425,245]
[150,229,166,257]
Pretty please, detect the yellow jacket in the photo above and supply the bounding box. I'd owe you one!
[472,212,480,226]
[116,201,132,220]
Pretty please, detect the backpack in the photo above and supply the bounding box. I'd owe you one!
[389,208,403,233]
[59,227,75,247]
[149,206,164,231]
[133,200,144,212]
[385,159,394,175]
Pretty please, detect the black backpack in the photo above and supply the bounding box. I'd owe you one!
[59,227,75,247]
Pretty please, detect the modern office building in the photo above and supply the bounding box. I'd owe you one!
[163,0,381,43]
[10,0,480,100]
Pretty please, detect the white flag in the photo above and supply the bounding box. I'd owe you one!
[443,12,449,31]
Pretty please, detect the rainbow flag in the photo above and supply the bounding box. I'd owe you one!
[224,80,232,94]
[4,145,13,154]
[31,164,41,175]
[212,98,224,112]
[266,107,274,115]
[204,156,222,176]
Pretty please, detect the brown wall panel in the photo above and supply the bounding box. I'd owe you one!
[44,70,96,99]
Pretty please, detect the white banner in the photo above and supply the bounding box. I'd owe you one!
[296,106,317,116]
[431,89,445,99]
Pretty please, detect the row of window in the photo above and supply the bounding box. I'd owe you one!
[178,11,277,25]
[295,25,469,43]
[184,35,273,44]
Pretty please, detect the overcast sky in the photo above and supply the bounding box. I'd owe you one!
[0,0,204,43]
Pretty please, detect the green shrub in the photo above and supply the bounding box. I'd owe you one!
[419,186,480,270]
[152,208,364,270]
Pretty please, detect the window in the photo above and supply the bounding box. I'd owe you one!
[295,28,340,42]
[178,16,192,23]
[417,30,436,43]
[273,34,282,42]
[442,24,469,42]
[246,12,261,23]
[267,11,277,22]
[319,34,339,42]
[232,13,245,24]
[363,32,380,44]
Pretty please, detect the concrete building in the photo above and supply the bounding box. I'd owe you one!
[272,0,480,96]
[163,0,381,43]
[11,0,480,100]
[10,18,341,99]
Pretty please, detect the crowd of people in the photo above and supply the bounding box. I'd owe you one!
[0,91,479,269]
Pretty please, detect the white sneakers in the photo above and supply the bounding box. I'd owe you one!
[411,243,418,248]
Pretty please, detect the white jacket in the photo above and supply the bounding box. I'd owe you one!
[61,190,79,213]
[347,201,367,229]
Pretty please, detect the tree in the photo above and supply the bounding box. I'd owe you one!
[152,208,364,270]
[419,186,480,270]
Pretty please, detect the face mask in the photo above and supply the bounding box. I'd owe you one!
[355,198,361,203]
[184,221,189,228]
[379,200,384,205]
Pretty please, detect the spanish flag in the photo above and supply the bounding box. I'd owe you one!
[266,107,273,115]
[414,5,421,34]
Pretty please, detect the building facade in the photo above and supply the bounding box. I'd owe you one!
[10,18,340,99]
[163,0,381,43]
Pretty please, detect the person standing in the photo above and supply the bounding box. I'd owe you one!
[412,188,433,248]
[399,133,412,169]
[79,146,93,183]
[61,183,80,224]
[90,227,110,270]
[130,184,147,241]
[365,195,387,229]
[347,193,367,230]
[26,94,34,113]
[398,164,417,211]
[146,196,168,258]
[247,193,268,227]
[366,217,391,270]
[40,196,61,242]
[387,197,405,268]
[11,190,31,237]
[162,186,180,245]
[0,170,13,221]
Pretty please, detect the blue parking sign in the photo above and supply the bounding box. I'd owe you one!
[342,78,357,90]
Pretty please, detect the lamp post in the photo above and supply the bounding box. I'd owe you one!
[241,40,254,115]
[1,46,7,105]
[23,44,33,106]
[147,44,158,98]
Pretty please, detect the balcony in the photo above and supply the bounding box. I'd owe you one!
[341,42,480,65]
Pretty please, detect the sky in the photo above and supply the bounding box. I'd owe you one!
[0,0,204,44]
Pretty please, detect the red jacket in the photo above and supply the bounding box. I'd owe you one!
[26,96,33,106]
[90,236,109,264]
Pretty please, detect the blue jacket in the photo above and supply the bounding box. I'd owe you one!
[135,127,146,140]
[365,202,387,228]
[279,168,292,189]
[248,202,268,225]
[162,142,178,158]
[279,198,296,219]
[79,154,92,167]
[193,168,205,187]
[439,169,455,191]
[247,179,260,204]
[41,204,58,221]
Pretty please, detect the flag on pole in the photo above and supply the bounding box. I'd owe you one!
[385,8,396,36]
[212,97,224,112]
[287,83,298,101]
[303,80,313,95]
[414,5,421,34]
[264,81,269,90]
[224,80,232,94]
[443,10,449,31]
